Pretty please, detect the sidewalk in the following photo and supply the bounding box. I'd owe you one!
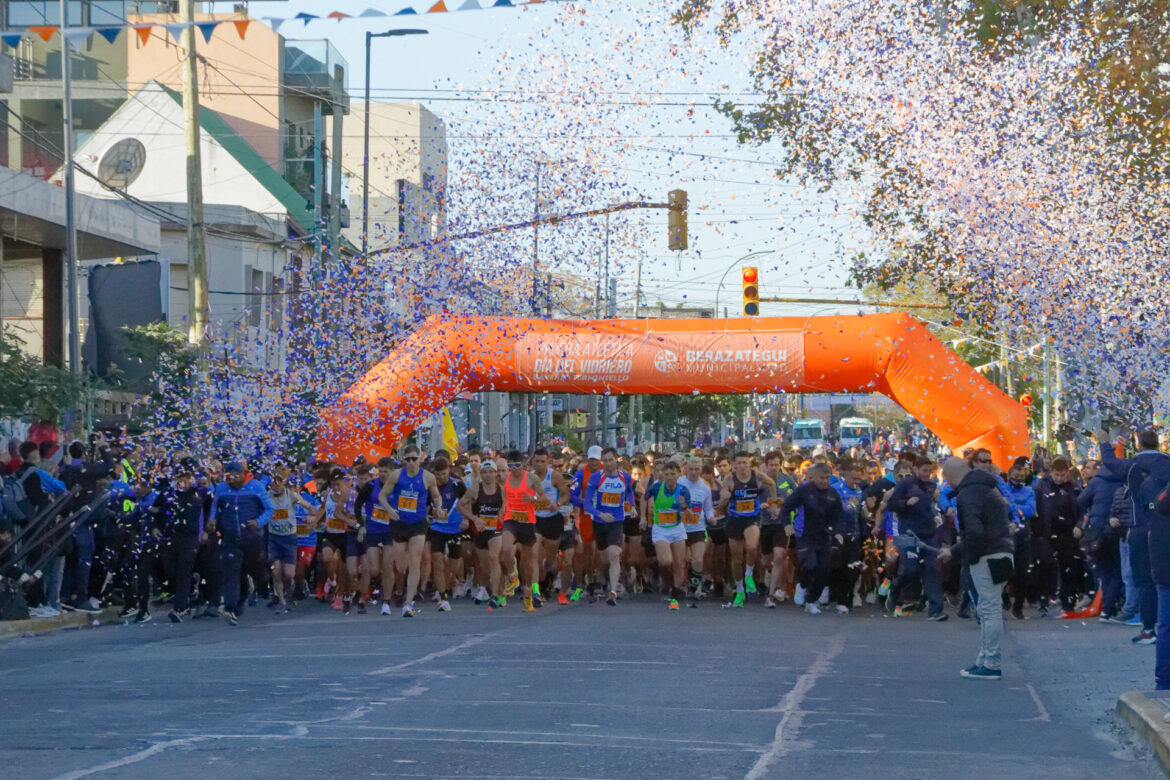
[1119,691,1170,776]
[0,606,121,641]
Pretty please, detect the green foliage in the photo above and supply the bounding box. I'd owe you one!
[0,327,102,426]
[543,423,584,452]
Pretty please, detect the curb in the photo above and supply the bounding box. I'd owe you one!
[1118,691,1170,775]
[0,606,122,641]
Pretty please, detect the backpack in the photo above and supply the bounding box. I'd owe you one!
[1,470,35,525]
[1154,478,1170,517]
[1110,464,1148,529]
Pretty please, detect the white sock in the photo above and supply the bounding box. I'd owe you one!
[736,580,745,593]
[745,565,755,579]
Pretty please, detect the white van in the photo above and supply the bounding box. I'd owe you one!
[791,419,826,451]
[838,417,874,449]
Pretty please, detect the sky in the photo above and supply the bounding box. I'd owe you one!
[208,0,875,318]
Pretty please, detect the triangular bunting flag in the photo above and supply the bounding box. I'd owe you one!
[359,9,389,16]
[29,26,57,42]
[428,0,449,11]
[395,7,419,14]
[493,0,514,6]
[61,27,94,50]
[0,32,24,48]
[327,12,351,19]
[195,21,219,43]
[294,12,318,25]
[132,25,152,45]
[457,0,482,10]
[163,22,191,43]
[95,27,121,44]
[233,19,250,39]
[264,17,285,32]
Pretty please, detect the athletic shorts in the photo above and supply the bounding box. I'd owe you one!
[641,529,655,558]
[686,530,707,546]
[365,529,390,548]
[578,514,594,544]
[503,520,538,547]
[472,529,500,550]
[725,515,760,541]
[427,529,462,558]
[297,545,315,568]
[321,532,348,553]
[535,515,564,541]
[708,524,729,545]
[345,529,365,558]
[392,521,427,544]
[593,521,623,551]
[760,524,784,554]
[267,533,297,565]
[651,524,687,545]
[560,528,579,552]
[623,517,642,538]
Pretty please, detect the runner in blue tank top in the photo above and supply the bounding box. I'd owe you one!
[378,444,445,618]
[717,451,777,608]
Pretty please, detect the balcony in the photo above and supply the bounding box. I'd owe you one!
[283,39,349,114]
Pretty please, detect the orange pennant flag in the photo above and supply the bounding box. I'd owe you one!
[327,11,351,19]
[233,19,250,39]
[428,0,449,10]
[29,26,57,42]
[133,25,152,45]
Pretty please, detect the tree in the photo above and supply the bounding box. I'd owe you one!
[0,328,103,429]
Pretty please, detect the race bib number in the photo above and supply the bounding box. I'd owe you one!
[685,508,701,525]
[272,509,289,520]
[535,497,551,510]
[510,509,532,523]
[296,521,311,536]
[656,510,679,525]
[397,494,418,512]
[601,492,622,507]
[326,516,347,532]
[481,512,500,530]
[735,499,756,514]
[371,507,390,522]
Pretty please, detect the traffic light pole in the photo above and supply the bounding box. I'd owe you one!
[365,199,682,259]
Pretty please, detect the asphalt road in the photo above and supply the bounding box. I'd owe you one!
[0,594,1163,780]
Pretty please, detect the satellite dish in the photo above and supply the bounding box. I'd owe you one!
[97,138,146,189]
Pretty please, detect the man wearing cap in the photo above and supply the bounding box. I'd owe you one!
[208,461,275,625]
[584,448,636,606]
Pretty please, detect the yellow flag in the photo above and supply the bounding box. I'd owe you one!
[441,407,460,458]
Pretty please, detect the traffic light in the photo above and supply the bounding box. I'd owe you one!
[667,189,687,251]
[742,266,759,315]
[1019,393,1033,408]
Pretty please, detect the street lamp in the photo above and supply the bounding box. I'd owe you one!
[713,250,775,316]
[362,28,428,258]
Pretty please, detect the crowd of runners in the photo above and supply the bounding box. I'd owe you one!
[8,428,1162,643]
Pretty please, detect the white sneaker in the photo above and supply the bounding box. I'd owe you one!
[852,594,863,609]
[836,604,850,614]
[794,585,806,606]
[554,573,563,592]
[865,592,876,605]
[28,606,50,617]
[818,587,830,605]
[380,602,391,616]
[805,602,821,615]
[438,600,451,612]
[475,586,489,603]
[772,589,788,603]
[765,597,776,610]
[87,597,102,610]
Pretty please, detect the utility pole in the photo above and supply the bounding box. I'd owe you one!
[180,0,209,354]
[628,256,642,453]
[60,0,79,375]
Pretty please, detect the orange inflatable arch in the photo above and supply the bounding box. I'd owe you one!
[317,312,1029,469]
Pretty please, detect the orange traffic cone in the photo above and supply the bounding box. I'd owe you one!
[1060,590,1102,619]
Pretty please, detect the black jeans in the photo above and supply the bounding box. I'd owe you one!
[167,535,200,612]
[828,537,860,606]
[1051,529,1084,610]
[797,540,831,598]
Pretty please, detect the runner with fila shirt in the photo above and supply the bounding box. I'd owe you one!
[718,452,777,608]
[501,451,550,613]
[585,448,636,607]
[378,444,445,618]
[458,459,505,605]
[530,447,571,605]
[678,456,714,607]
[645,460,694,611]
[426,454,465,613]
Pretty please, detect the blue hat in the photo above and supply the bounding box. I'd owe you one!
[224,461,245,474]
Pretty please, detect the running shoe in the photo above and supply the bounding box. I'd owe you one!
[331,597,343,611]
[380,602,392,616]
[118,605,137,619]
[134,610,152,624]
[772,589,788,603]
[668,599,680,611]
[836,604,850,614]
[793,585,806,606]
[805,602,821,615]
[732,591,745,608]
[960,665,1002,680]
[745,578,757,595]
[505,572,520,596]
[357,601,367,615]
[438,600,452,612]
[688,598,698,609]
[342,599,351,615]
[223,610,239,626]
[606,591,618,607]
[557,593,570,605]
[532,583,542,599]
[167,609,184,623]
[495,595,507,608]
[765,597,776,610]
[474,586,490,604]
[570,587,584,602]
[402,602,418,618]
[274,602,289,616]
[523,596,536,612]
[432,590,443,603]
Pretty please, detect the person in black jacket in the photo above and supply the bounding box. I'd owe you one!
[886,455,947,620]
[1033,457,1083,612]
[161,470,209,623]
[943,457,1014,680]
[779,463,843,615]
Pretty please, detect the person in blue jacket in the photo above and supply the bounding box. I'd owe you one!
[999,457,1037,620]
[1078,466,1124,621]
[208,461,274,625]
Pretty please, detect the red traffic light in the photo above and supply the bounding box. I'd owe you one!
[742,267,758,284]
[1019,393,1033,407]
